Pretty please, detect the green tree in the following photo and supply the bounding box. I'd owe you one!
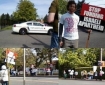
[58,0,86,16]
[12,0,38,23]
[59,48,101,77]
[59,48,100,68]
[58,0,67,14]
[43,14,48,23]
[1,13,5,27]
[75,0,86,15]
[5,13,10,26]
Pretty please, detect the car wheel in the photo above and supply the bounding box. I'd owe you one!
[48,29,52,35]
[19,28,27,35]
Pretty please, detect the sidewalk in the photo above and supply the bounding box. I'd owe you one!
[60,78,105,81]
[10,75,58,77]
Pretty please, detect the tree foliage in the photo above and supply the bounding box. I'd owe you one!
[75,0,86,15]
[59,48,100,68]
[58,0,86,15]
[12,0,38,22]
[0,48,58,70]
[58,0,67,14]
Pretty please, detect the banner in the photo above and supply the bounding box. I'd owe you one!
[78,4,105,32]
[5,50,18,65]
[93,66,97,72]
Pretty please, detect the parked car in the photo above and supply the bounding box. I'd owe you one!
[12,21,53,35]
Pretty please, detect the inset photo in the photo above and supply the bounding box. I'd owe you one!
[59,48,105,85]
[0,48,58,85]
[0,0,57,48]
[58,0,105,48]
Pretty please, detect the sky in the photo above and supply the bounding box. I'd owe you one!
[0,0,53,18]
[75,0,105,8]
[0,0,105,18]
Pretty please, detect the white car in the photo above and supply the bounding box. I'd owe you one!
[12,21,53,35]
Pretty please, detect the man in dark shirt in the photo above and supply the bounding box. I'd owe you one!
[48,0,58,48]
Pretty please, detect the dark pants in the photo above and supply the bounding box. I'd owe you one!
[2,81,8,85]
[95,76,98,80]
[99,76,102,81]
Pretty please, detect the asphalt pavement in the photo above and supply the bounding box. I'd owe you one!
[9,77,58,85]
[59,79,105,85]
[0,30,51,48]
[0,29,105,48]
[8,77,105,85]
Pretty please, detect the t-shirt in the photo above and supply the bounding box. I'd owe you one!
[75,72,78,75]
[60,12,79,40]
[94,71,98,76]
[0,69,8,81]
[70,70,74,75]
[99,71,104,76]
[49,0,58,33]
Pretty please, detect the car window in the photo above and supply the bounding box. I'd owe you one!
[33,23,43,26]
[27,23,32,26]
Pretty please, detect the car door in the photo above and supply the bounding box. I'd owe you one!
[33,23,45,33]
[27,22,34,32]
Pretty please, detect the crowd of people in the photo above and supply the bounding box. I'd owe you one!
[63,69,105,81]
[25,64,54,76]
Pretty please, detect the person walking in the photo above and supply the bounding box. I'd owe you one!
[64,70,67,79]
[99,69,104,81]
[94,70,98,81]
[75,71,78,79]
[70,70,74,79]
[59,0,79,48]
[0,65,9,85]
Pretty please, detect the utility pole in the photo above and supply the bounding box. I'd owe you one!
[23,48,26,85]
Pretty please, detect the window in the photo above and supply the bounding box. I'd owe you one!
[33,23,43,26]
[27,23,32,26]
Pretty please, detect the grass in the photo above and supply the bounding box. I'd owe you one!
[1,25,12,31]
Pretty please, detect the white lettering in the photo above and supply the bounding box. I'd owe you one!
[84,11,104,19]
[84,17,101,24]
[78,21,104,31]
[89,6,101,13]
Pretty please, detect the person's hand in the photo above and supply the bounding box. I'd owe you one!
[87,29,92,33]
[60,41,63,47]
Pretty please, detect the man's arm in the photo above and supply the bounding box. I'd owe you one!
[47,13,55,23]
[47,0,57,23]
[59,23,63,41]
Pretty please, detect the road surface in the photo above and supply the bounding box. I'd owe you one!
[0,29,105,48]
[59,79,105,85]
[10,77,58,85]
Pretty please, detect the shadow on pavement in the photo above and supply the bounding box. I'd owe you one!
[22,44,30,48]
[28,35,50,48]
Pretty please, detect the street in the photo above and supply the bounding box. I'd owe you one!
[0,29,105,48]
[9,77,105,85]
[59,79,105,85]
[9,77,58,85]
[0,30,51,48]
[78,28,105,48]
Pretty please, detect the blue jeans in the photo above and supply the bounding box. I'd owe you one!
[2,81,8,85]
[50,32,58,48]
